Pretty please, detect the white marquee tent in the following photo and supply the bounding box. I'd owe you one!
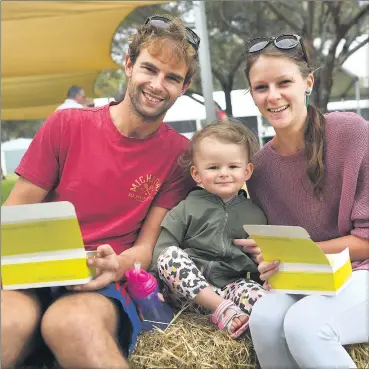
[2,138,33,175]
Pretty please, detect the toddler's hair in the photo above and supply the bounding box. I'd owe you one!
[181,117,260,169]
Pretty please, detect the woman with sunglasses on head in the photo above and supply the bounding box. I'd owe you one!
[234,34,369,368]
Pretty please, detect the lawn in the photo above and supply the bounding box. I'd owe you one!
[1,174,17,204]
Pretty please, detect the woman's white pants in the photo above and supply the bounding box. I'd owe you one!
[249,270,369,369]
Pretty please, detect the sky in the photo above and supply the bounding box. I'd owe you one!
[341,35,369,80]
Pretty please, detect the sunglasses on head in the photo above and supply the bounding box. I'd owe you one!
[246,34,309,66]
[144,16,200,52]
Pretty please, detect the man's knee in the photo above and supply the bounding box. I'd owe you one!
[41,293,119,348]
[42,297,90,346]
[41,292,128,368]
[1,290,42,338]
[1,290,43,368]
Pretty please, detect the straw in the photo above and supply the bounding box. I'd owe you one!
[130,310,260,369]
[129,310,369,369]
[134,261,141,273]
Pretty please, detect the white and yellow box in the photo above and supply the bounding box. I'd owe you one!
[243,225,352,295]
[1,201,94,290]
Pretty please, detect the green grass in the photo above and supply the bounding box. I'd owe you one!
[1,174,17,204]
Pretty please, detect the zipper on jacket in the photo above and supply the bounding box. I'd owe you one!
[204,261,214,280]
[220,203,229,257]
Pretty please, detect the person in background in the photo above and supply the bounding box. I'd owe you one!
[234,33,369,368]
[56,85,86,110]
[150,119,266,339]
[85,98,95,108]
[1,16,199,369]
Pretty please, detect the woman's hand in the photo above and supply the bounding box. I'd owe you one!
[234,237,279,290]
[256,252,279,288]
[67,244,120,292]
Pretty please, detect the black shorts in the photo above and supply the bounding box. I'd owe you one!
[34,282,142,357]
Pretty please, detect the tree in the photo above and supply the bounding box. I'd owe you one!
[94,70,127,100]
[95,2,188,101]
[208,0,369,112]
[1,120,44,142]
[204,1,288,115]
[107,1,248,116]
[99,0,369,115]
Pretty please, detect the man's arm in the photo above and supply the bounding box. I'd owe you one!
[4,177,48,206]
[69,205,169,291]
[116,206,169,278]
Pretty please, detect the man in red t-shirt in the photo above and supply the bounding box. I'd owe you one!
[1,16,200,369]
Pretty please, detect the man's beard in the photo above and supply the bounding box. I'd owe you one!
[128,84,172,121]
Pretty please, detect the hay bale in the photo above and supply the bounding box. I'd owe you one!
[346,343,369,369]
[129,311,258,369]
[130,310,369,369]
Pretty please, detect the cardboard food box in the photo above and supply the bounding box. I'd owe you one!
[243,225,352,295]
[1,201,94,290]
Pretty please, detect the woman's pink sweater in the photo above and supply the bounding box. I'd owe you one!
[248,112,369,271]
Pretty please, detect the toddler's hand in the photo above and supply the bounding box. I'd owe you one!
[233,238,261,263]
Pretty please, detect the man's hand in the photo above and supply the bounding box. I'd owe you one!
[67,244,120,292]
[233,238,261,263]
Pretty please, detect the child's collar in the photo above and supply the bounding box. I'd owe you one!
[191,186,248,203]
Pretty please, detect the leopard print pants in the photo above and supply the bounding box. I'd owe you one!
[157,246,265,315]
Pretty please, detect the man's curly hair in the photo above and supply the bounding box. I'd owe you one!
[128,16,198,85]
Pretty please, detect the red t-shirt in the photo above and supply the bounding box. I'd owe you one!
[16,104,195,254]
